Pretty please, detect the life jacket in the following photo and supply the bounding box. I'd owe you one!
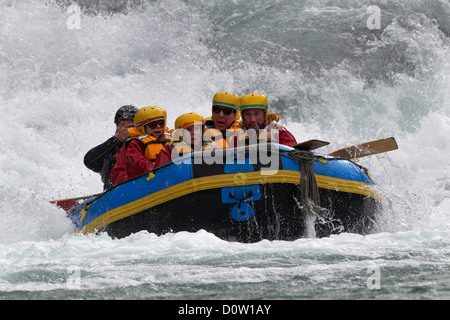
[204,128,228,148]
[203,120,241,148]
[228,120,241,131]
[126,127,171,162]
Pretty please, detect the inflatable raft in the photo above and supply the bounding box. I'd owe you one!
[68,143,380,242]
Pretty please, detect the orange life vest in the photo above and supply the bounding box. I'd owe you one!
[203,121,241,148]
[204,128,228,148]
[126,128,171,162]
[138,134,171,162]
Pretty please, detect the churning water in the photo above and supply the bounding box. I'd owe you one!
[0,0,449,300]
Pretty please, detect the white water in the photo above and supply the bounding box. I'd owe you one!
[0,0,449,300]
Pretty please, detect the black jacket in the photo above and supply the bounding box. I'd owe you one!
[84,137,123,190]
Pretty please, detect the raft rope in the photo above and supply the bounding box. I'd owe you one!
[288,150,322,220]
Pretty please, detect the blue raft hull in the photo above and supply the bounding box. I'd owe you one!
[69,144,380,242]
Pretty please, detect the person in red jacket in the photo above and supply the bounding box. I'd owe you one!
[110,106,171,186]
[237,93,298,147]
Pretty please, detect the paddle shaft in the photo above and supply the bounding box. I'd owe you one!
[328,137,398,159]
[48,192,103,204]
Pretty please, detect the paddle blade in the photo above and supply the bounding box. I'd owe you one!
[49,192,103,214]
[328,137,398,159]
[51,199,83,213]
[292,139,330,151]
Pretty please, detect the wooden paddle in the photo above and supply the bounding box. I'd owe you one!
[328,137,398,159]
[292,139,330,151]
[49,192,103,213]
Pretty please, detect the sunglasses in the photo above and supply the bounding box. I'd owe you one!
[146,120,165,129]
[212,105,236,116]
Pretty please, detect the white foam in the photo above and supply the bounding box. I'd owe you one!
[0,0,449,244]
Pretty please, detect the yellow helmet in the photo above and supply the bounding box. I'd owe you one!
[134,106,167,134]
[212,92,240,120]
[175,112,204,129]
[239,93,269,120]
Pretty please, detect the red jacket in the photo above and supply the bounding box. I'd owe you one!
[261,121,297,146]
[154,144,175,168]
[110,134,169,186]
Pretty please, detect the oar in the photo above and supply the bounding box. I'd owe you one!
[49,192,103,213]
[292,139,330,151]
[48,193,103,204]
[328,137,398,159]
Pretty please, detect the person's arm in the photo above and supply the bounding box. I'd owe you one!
[84,137,122,172]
